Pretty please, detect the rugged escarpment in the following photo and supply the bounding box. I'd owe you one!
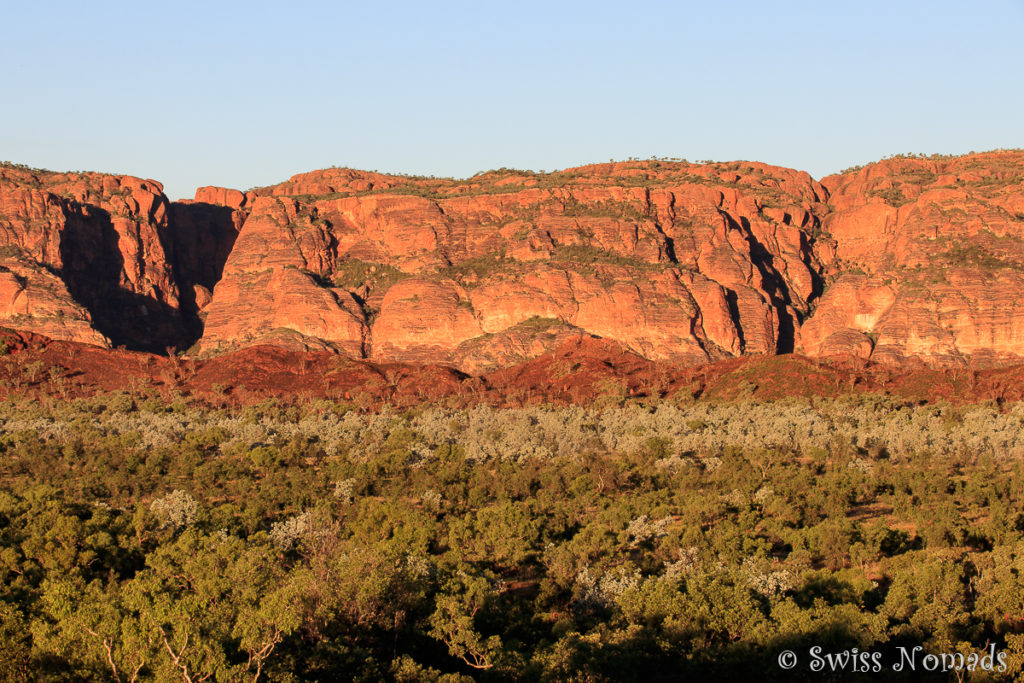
[1,151,1023,369]
[199,161,827,369]
[797,152,1024,366]
[0,165,240,352]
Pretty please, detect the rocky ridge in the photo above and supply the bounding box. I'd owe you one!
[1,151,1022,370]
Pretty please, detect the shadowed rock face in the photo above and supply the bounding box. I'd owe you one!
[165,188,248,347]
[0,165,182,350]
[0,165,243,352]
[2,151,1024,369]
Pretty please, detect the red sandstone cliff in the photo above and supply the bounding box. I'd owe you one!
[797,151,1024,366]
[2,151,1023,369]
[0,164,240,351]
[199,161,827,371]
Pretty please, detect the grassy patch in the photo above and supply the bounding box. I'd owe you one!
[331,259,407,292]
[561,197,648,221]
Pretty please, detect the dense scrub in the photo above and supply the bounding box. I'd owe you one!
[3,394,1024,680]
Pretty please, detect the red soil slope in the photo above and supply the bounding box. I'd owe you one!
[3,328,1021,408]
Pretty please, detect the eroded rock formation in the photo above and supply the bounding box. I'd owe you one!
[2,150,1023,369]
[198,161,829,371]
[796,151,1024,366]
[0,165,243,351]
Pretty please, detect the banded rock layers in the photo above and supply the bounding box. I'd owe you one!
[797,152,1024,366]
[197,161,826,370]
[2,151,1023,370]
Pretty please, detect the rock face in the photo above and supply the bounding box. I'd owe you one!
[166,187,249,343]
[200,162,829,371]
[0,164,244,351]
[796,151,1024,366]
[0,251,108,346]
[0,164,181,349]
[3,152,1024,369]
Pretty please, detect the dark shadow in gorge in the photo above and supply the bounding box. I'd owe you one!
[164,201,243,350]
[734,214,799,354]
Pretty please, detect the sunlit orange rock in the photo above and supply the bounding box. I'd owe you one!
[4,152,1024,369]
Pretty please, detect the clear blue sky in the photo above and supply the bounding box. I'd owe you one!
[3,1,1022,200]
